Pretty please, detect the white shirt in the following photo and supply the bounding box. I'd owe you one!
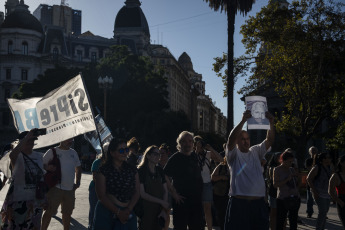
[226,142,267,197]
[199,151,212,183]
[13,151,44,201]
[43,147,81,191]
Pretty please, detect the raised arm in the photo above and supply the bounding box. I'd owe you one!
[205,144,223,163]
[227,110,251,151]
[263,112,275,151]
[10,129,37,167]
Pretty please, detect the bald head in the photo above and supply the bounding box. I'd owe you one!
[309,146,318,157]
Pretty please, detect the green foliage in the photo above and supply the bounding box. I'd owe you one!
[238,0,345,151]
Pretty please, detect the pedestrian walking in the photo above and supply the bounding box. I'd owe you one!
[307,152,332,230]
[305,146,318,218]
[92,138,139,230]
[224,110,275,230]
[329,155,345,228]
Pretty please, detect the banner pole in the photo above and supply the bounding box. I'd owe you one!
[79,72,105,156]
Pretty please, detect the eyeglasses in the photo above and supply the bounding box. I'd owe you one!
[117,148,130,154]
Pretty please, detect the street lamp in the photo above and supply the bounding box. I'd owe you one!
[98,76,113,121]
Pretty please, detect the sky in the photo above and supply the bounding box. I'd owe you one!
[1,0,272,126]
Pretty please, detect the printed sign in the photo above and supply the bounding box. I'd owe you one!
[7,74,96,149]
[84,115,113,154]
[245,96,270,130]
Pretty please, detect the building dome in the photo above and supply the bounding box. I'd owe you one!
[114,0,150,37]
[178,52,193,71]
[1,2,43,34]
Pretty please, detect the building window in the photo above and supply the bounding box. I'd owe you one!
[6,69,11,80]
[91,52,97,62]
[8,41,13,54]
[21,69,28,80]
[53,47,58,60]
[22,42,28,55]
[4,89,10,100]
[77,50,82,62]
[199,110,204,130]
[160,59,165,65]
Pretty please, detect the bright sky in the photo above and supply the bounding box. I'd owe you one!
[2,0,272,126]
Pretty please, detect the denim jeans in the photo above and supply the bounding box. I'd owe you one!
[92,201,137,230]
[306,188,314,216]
[224,197,269,230]
[88,186,98,229]
[315,197,330,230]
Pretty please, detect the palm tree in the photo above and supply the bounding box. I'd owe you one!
[203,0,256,134]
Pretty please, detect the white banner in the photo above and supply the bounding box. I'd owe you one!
[7,74,96,149]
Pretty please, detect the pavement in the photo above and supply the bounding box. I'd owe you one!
[47,172,343,230]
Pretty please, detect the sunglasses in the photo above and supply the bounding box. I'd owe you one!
[117,148,130,154]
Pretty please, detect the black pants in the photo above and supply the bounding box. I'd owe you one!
[276,198,300,230]
[213,194,228,230]
[172,199,203,230]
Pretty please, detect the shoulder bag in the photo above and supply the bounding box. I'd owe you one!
[44,148,61,189]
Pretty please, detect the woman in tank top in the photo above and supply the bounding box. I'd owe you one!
[329,155,345,227]
[307,152,332,230]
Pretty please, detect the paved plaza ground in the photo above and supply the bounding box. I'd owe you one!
[47,172,343,230]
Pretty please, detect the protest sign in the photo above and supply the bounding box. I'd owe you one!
[84,114,113,155]
[7,74,96,149]
[245,96,270,130]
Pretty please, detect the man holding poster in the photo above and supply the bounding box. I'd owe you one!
[225,110,275,230]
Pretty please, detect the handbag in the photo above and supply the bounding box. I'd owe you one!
[283,168,300,210]
[44,148,61,189]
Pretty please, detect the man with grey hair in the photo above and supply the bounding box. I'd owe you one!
[305,146,318,218]
[164,131,203,230]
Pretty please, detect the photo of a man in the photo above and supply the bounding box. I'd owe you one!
[245,96,270,130]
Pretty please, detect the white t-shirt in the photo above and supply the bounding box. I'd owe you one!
[13,151,44,201]
[43,147,81,191]
[226,142,267,197]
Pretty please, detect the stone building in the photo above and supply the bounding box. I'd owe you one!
[0,0,227,147]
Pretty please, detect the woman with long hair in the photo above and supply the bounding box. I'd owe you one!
[137,145,169,230]
[93,138,140,230]
[307,152,332,230]
[273,150,300,230]
[329,155,345,227]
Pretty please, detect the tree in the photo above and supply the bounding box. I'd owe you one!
[14,45,191,149]
[238,0,345,164]
[203,0,256,135]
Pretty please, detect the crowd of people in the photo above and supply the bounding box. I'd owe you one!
[0,109,345,230]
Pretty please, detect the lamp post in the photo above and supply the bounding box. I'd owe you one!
[98,76,113,121]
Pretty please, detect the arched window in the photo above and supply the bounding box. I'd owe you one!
[8,41,13,54]
[22,42,28,55]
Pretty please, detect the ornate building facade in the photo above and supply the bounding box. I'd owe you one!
[0,0,227,146]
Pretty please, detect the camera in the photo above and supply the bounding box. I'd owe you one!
[34,128,47,136]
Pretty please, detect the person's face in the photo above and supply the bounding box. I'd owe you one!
[237,132,250,152]
[148,148,160,164]
[283,157,294,166]
[322,155,331,165]
[112,143,129,162]
[159,149,168,162]
[252,105,266,122]
[61,138,74,149]
[22,138,36,152]
[179,134,194,154]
